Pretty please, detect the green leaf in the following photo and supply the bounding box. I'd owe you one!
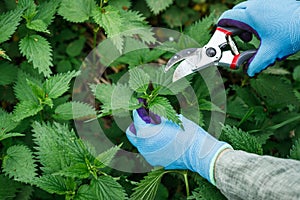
[32,122,76,173]
[0,109,19,134]
[188,179,226,200]
[129,68,150,93]
[13,100,43,121]
[0,62,18,85]
[2,145,37,183]
[290,138,300,160]
[145,66,191,95]
[199,99,224,113]
[118,10,156,45]
[93,6,124,51]
[91,176,127,200]
[14,70,42,102]
[26,19,49,33]
[34,0,60,26]
[75,184,98,200]
[148,96,181,126]
[66,37,86,57]
[96,145,121,168]
[54,163,90,179]
[19,35,52,77]
[145,0,174,15]
[58,0,96,23]
[27,78,45,99]
[0,132,24,142]
[18,0,37,21]
[185,12,216,46]
[0,8,23,43]
[293,65,300,81]
[250,75,298,109]
[92,83,140,116]
[0,174,22,200]
[220,125,263,155]
[36,175,74,195]
[54,101,96,120]
[109,0,132,11]
[130,168,170,200]
[44,71,80,99]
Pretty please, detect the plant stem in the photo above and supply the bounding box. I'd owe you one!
[183,170,190,197]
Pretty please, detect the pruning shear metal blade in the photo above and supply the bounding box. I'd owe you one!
[172,55,198,82]
[165,48,199,72]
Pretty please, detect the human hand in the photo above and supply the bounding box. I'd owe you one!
[218,0,300,76]
[126,109,232,185]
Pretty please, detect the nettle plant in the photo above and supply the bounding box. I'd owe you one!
[0,0,300,199]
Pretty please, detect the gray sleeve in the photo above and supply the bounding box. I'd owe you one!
[214,150,300,200]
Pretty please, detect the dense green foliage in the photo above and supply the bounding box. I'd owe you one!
[0,0,299,199]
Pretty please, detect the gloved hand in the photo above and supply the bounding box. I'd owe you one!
[126,109,232,185]
[218,0,300,76]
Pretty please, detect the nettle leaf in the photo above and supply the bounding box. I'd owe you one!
[27,79,45,99]
[33,122,97,175]
[54,101,96,121]
[250,75,298,109]
[115,49,164,67]
[130,168,170,200]
[0,7,23,44]
[92,83,140,116]
[2,145,37,184]
[18,0,37,21]
[13,100,43,121]
[185,12,216,46]
[91,176,127,200]
[32,122,75,173]
[0,174,22,200]
[19,35,53,77]
[26,0,60,33]
[75,184,98,200]
[93,6,124,51]
[129,68,150,93]
[36,175,74,195]
[119,10,156,45]
[96,145,121,168]
[220,125,263,155]
[290,138,300,160]
[188,179,226,200]
[0,62,18,85]
[0,108,18,133]
[54,163,90,179]
[34,0,60,27]
[145,0,174,15]
[145,66,191,95]
[44,71,80,99]
[109,0,132,11]
[58,0,96,23]
[27,19,49,34]
[14,70,42,102]
[148,96,181,125]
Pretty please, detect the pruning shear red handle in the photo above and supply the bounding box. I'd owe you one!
[165,26,257,82]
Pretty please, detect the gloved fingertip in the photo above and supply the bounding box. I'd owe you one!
[246,43,277,76]
[133,110,149,126]
[136,107,151,123]
[129,123,137,135]
[149,111,161,125]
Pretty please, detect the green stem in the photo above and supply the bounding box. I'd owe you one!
[183,171,190,197]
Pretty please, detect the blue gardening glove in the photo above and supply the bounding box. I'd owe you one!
[218,0,300,76]
[126,109,232,185]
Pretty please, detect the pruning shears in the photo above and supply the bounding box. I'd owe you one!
[165,26,257,82]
